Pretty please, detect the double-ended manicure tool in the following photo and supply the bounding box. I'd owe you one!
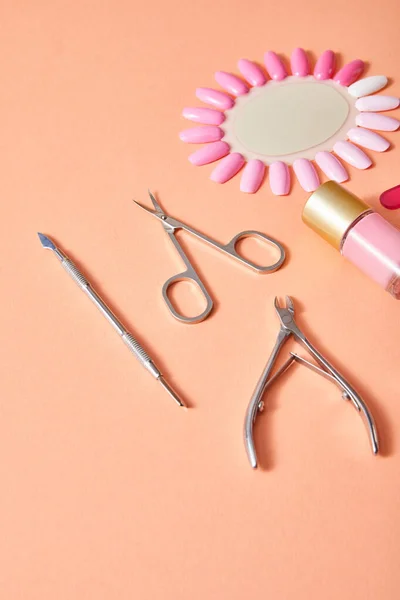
[38,233,186,409]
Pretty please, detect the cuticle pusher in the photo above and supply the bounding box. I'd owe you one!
[37,233,187,409]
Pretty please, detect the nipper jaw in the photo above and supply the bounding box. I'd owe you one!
[244,297,379,469]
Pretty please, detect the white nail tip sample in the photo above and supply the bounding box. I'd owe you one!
[348,75,388,98]
[347,127,390,152]
[356,113,399,132]
[355,95,400,112]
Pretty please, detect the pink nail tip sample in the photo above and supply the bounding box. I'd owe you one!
[237,59,267,86]
[291,48,309,76]
[210,153,245,183]
[182,107,225,125]
[380,185,400,210]
[333,59,364,86]
[195,87,234,110]
[293,159,320,192]
[333,140,372,169]
[315,152,349,182]
[264,51,287,81]
[347,127,390,152]
[179,126,223,143]
[355,95,400,112]
[269,161,290,195]
[188,141,230,166]
[240,159,265,193]
[356,113,399,132]
[214,71,249,96]
[314,50,335,80]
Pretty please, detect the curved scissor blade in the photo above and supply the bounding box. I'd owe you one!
[133,199,160,217]
[148,190,165,215]
[133,198,168,226]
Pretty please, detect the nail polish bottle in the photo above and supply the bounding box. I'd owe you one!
[302,181,400,299]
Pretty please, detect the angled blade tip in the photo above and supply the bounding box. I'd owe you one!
[285,295,294,313]
[147,189,156,202]
[147,189,164,214]
[37,232,56,250]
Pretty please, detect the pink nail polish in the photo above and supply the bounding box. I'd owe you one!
[269,161,290,195]
[237,59,267,86]
[314,50,336,80]
[355,112,399,132]
[179,126,223,143]
[240,159,265,193]
[264,51,287,81]
[315,152,349,182]
[347,127,390,152]
[188,141,230,166]
[355,95,400,112]
[291,48,309,76]
[303,181,400,299]
[333,140,372,169]
[293,159,320,192]
[333,59,364,86]
[182,107,225,125]
[196,88,234,110]
[214,71,249,96]
[210,153,244,183]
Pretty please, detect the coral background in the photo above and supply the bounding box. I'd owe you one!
[1,0,399,598]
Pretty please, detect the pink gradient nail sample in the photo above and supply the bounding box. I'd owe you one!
[291,48,309,76]
[333,59,364,86]
[380,185,400,210]
[333,140,372,169]
[210,153,245,183]
[315,152,349,182]
[188,141,230,166]
[347,127,390,152]
[179,126,223,143]
[313,50,336,80]
[355,113,399,132]
[342,212,400,290]
[355,95,400,112]
[195,87,234,110]
[214,71,249,96]
[293,159,320,192]
[182,107,225,125]
[269,161,290,195]
[240,159,265,193]
[237,59,267,86]
[264,51,287,81]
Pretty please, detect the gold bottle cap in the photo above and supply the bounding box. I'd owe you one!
[302,181,370,250]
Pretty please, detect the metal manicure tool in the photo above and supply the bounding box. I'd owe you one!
[244,296,379,469]
[134,192,286,324]
[38,233,186,409]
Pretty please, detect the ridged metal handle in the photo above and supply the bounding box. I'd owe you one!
[62,259,89,288]
[122,333,160,377]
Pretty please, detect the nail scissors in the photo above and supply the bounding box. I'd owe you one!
[244,296,379,469]
[134,192,285,324]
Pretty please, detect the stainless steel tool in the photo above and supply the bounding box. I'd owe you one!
[244,296,379,468]
[38,233,186,408]
[134,191,286,324]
